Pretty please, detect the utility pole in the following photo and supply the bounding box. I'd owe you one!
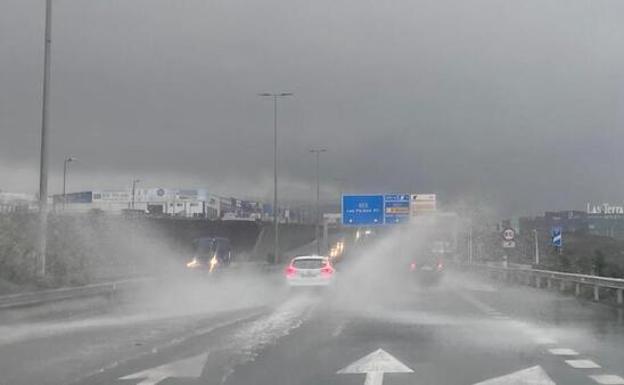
[310,148,327,255]
[533,229,540,265]
[468,226,473,264]
[131,179,140,209]
[62,156,76,210]
[37,0,53,277]
[258,92,293,264]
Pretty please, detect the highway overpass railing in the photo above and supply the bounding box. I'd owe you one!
[472,263,624,305]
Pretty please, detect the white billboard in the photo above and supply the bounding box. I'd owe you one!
[410,194,437,216]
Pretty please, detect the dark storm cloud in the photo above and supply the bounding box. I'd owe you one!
[1,0,624,214]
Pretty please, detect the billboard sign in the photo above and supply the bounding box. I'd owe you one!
[92,191,131,202]
[410,194,437,216]
[342,195,384,225]
[384,194,411,224]
[55,191,93,204]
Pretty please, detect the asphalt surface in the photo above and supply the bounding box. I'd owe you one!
[1,265,624,385]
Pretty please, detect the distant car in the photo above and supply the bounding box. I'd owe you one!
[186,237,232,273]
[408,254,444,284]
[285,256,335,287]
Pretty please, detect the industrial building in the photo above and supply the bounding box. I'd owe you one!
[518,205,624,240]
[49,188,311,223]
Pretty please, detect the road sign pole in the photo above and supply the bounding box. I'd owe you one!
[533,229,540,265]
[273,95,279,264]
[469,226,473,264]
[37,0,53,278]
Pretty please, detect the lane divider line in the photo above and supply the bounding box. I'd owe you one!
[589,374,624,384]
[532,336,557,345]
[459,278,624,384]
[565,359,602,369]
[455,290,498,314]
[548,348,579,356]
[332,321,347,337]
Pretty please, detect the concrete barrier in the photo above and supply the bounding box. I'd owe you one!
[0,277,150,309]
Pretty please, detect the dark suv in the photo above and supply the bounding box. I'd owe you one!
[186,237,233,272]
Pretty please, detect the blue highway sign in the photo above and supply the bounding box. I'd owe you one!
[384,194,410,224]
[551,227,562,247]
[342,195,384,226]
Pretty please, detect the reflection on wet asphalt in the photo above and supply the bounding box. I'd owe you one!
[2,270,624,385]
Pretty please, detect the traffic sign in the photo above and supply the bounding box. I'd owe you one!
[410,194,436,216]
[502,228,515,241]
[342,195,384,226]
[551,227,562,247]
[384,194,410,224]
[502,240,516,248]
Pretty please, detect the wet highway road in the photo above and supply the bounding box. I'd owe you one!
[1,269,624,385]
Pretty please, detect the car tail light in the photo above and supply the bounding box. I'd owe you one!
[437,261,444,271]
[409,262,417,271]
[320,265,334,278]
[285,265,297,278]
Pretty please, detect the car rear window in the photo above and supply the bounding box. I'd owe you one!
[292,259,325,269]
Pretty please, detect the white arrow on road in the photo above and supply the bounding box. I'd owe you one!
[473,366,556,385]
[118,353,207,385]
[337,349,413,385]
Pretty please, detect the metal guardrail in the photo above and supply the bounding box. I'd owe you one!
[0,278,150,309]
[476,264,624,305]
[0,239,328,310]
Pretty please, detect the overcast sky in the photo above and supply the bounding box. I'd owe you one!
[1,0,624,215]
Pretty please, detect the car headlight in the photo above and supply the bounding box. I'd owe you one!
[186,258,200,268]
[209,255,219,272]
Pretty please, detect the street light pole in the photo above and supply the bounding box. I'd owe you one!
[310,148,327,255]
[468,225,473,264]
[258,92,293,264]
[131,179,140,209]
[37,0,53,277]
[533,229,540,266]
[62,156,76,211]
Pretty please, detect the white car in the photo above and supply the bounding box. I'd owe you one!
[285,255,335,287]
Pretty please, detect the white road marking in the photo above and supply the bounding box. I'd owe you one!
[472,365,556,385]
[523,329,557,344]
[565,359,602,369]
[73,311,264,385]
[533,336,557,344]
[487,311,504,316]
[118,353,207,385]
[523,328,548,336]
[456,291,498,314]
[332,321,347,337]
[509,320,530,329]
[589,375,624,384]
[337,348,413,385]
[548,348,579,356]
[451,280,497,292]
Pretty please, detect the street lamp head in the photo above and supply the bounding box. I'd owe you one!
[258,92,294,97]
[66,156,77,162]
